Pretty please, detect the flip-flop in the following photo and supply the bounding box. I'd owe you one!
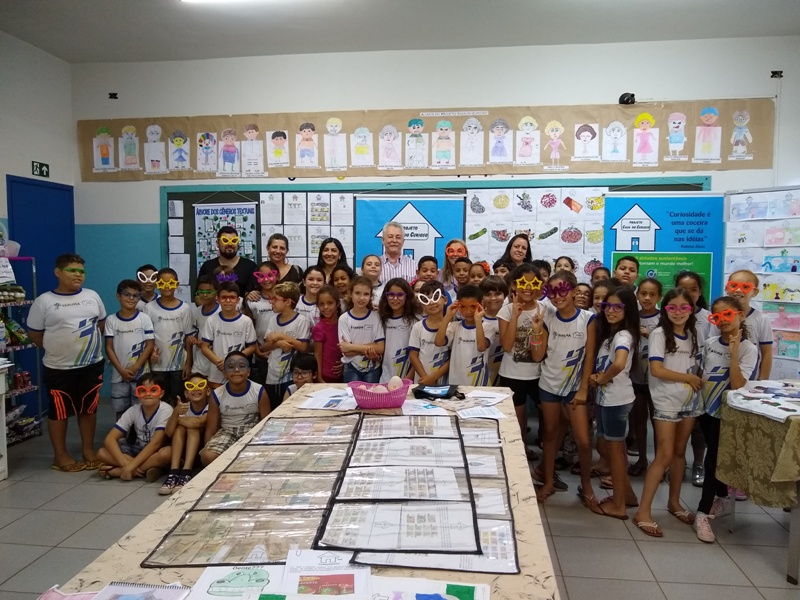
[97,465,113,480]
[590,468,610,477]
[597,501,629,520]
[633,518,663,537]
[670,508,695,524]
[81,459,102,470]
[580,493,604,515]
[599,495,640,508]
[50,462,85,473]
[627,461,649,477]
[536,487,555,504]
[599,476,614,490]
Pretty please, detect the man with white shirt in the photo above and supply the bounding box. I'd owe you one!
[378,221,416,284]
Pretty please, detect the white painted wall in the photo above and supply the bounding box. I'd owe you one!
[69,35,800,225]
[0,31,73,217]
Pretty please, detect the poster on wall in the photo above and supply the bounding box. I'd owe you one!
[354,195,465,266]
[194,202,258,269]
[604,192,725,300]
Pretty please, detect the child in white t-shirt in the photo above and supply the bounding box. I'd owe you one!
[200,281,257,386]
[378,278,418,382]
[635,288,703,537]
[726,270,773,379]
[262,282,312,409]
[189,275,220,379]
[297,266,324,326]
[480,276,509,386]
[409,281,450,385]
[105,279,155,419]
[339,276,385,383]
[97,373,172,481]
[531,271,596,503]
[144,267,194,403]
[590,286,640,519]
[435,284,498,386]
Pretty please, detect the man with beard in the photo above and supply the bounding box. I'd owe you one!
[198,226,257,297]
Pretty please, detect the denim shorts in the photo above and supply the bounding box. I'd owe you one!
[342,363,380,384]
[596,403,633,441]
[538,387,577,404]
[652,406,703,423]
[111,381,137,414]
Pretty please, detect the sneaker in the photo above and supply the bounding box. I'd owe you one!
[532,467,569,492]
[710,495,732,518]
[694,512,716,543]
[729,486,748,501]
[692,464,705,488]
[159,473,179,495]
[145,467,164,484]
[174,473,192,491]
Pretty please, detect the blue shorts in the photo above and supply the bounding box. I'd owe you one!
[539,388,576,404]
[596,403,633,441]
[118,439,145,457]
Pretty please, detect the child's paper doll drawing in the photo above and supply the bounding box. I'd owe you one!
[168,130,190,171]
[324,117,346,171]
[664,112,687,160]
[196,132,217,172]
[118,125,140,170]
[93,126,116,171]
[543,120,568,169]
[405,118,428,168]
[632,112,659,167]
[515,116,540,165]
[242,123,265,176]
[350,126,375,167]
[267,130,289,167]
[296,122,319,168]
[601,120,627,162]
[729,110,753,160]
[693,106,722,163]
[488,118,512,164]
[377,124,402,170]
[218,128,241,175]
[572,123,599,161]
[431,120,456,169]
[144,124,167,174]
[459,117,484,167]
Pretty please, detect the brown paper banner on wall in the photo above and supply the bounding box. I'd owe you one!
[77,99,774,182]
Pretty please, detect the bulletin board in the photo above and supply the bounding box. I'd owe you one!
[80,98,773,182]
[725,185,800,380]
[162,176,709,298]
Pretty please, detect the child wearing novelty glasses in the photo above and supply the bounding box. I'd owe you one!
[135,263,159,310]
[97,374,173,481]
[409,281,451,385]
[726,270,773,380]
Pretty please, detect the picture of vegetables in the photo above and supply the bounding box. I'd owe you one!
[540,193,558,208]
[584,258,603,275]
[561,226,582,243]
[538,226,559,240]
[469,228,488,240]
[493,193,510,209]
[491,229,510,242]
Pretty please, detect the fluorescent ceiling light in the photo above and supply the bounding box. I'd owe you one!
[181,0,271,3]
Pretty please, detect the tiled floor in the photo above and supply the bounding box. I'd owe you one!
[0,405,797,599]
[0,403,168,599]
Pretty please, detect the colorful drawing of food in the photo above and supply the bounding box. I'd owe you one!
[586,229,604,244]
[538,226,559,240]
[540,193,558,208]
[561,226,582,243]
[563,196,583,214]
[493,193,510,209]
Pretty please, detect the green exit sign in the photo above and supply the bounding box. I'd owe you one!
[32,161,50,178]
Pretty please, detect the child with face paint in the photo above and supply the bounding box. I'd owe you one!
[409,281,451,385]
[200,351,269,466]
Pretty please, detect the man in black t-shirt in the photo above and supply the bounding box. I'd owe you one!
[197,226,257,297]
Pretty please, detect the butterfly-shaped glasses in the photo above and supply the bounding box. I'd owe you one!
[416,289,444,305]
[137,271,157,283]
[219,235,240,246]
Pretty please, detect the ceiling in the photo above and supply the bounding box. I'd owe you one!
[2,0,800,64]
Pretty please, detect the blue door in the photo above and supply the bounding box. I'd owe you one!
[7,175,75,418]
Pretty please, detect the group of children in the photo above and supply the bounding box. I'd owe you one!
[97,248,773,543]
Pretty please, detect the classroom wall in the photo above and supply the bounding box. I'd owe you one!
[63,34,799,306]
[0,31,73,220]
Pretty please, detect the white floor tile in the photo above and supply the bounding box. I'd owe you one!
[659,582,765,600]
[553,537,654,581]
[0,507,30,530]
[565,576,666,600]
[638,540,751,586]
[546,505,633,540]
[39,482,136,513]
[0,510,98,547]
[59,514,144,550]
[105,485,169,516]
[626,509,697,543]
[725,544,800,589]
[716,513,790,546]
[758,587,800,599]
[0,542,49,586]
[0,547,103,593]
[0,481,77,509]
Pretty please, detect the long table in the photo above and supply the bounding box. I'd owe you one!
[60,384,557,599]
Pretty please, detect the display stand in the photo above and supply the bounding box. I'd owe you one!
[0,365,12,481]
[3,257,43,444]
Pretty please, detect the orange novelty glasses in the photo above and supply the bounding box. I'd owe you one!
[135,385,162,398]
[726,281,755,294]
[708,309,742,325]
[446,246,467,258]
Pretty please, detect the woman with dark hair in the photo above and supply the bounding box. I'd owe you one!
[316,238,348,283]
[266,233,302,284]
[499,234,532,267]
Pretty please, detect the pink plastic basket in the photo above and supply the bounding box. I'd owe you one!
[347,379,413,409]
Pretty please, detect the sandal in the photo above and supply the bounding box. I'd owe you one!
[633,518,663,537]
[580,493,604,515]
[590,467,610,477]
[536,487,555,504]
[670,508,695,525]
[81,459,103,470]
[571,461,582,475]
[627,461,648,477]
[597,501,629,520]
[50,462,86,473]
[97,465,113,480]
[599,476,614,490]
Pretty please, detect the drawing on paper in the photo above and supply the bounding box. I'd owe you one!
[207,567,272,596]
[144,124,167,174]
[459,117,484,166]
[665,112,687,159]
[296,122,319,167]
[324,117,346,171]
[693,106,722,163]
[515,116,540,165]
[488,118,512,164]
[242,123,265,176]
[93,126,115,170]
[633,112,659,166]
[729,193,769,221]
[431,120,456,168]
[543,120,567,167]
[197,132,217,172]
[118,125,140,170]
[730,110,753,159]
[267,130,289,167]
[169,130,190,171]
[378,124,403,169]
[217,128,240,175]
[761,275,800,303]
[768,192,800,219]
[601,120,628,162]
[765,221,800,247]
[572,123,599,160]
[350,126,375,167]
[405,118,428,168]
[762,250,800,273]
[763,302,800,332]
